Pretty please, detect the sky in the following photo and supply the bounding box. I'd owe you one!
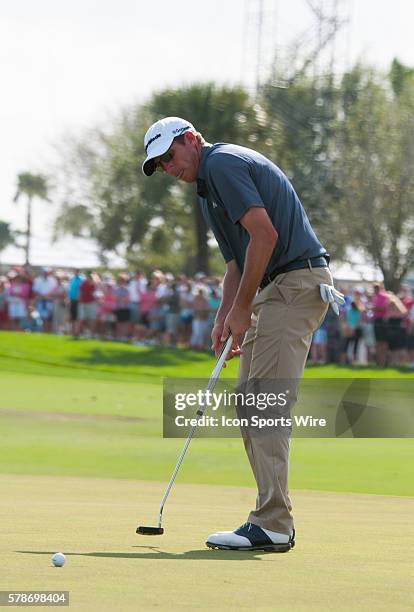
[1,0,413,269]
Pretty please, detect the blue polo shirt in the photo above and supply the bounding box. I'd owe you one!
[67,275,84,300]
[197,143,326,274]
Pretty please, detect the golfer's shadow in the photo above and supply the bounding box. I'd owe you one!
[17,547,270,561]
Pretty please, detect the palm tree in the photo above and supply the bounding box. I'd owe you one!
[0,221,15,262]
[14,172,49,265]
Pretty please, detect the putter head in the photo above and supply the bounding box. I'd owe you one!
[136,526,164,535]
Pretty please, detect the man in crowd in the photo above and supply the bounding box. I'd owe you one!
[142,116,343,552]
[79,271,97,337]
[33,267,57,333]
[67,269,84,337]
[371,282,390,367]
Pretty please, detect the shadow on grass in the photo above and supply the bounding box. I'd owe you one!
[16,547,278,561]
[68,345,211,369]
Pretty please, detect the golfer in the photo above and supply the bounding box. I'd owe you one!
[142,117,343,552]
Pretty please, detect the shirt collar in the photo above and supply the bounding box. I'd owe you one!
[197,144,213,180]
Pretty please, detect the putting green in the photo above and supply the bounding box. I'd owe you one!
[1,474,413,611]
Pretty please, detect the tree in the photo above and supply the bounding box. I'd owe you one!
[54,84,267,274]
[54,108,192,272]
[0,221,15,259]
[260,72,345,258]
[390,58,414,96]
[333,64,414,291]
[14,172,49,265]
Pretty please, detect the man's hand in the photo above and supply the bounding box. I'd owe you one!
[211,321,238,364]
[220,304,251,358]
[211,322,225,357]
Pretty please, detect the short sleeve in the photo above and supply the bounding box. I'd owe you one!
[206,153,264,224]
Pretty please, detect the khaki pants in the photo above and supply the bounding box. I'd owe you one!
[237,266,333,534]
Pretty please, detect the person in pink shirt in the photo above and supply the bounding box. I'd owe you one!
[0,277,10,329]
[371,283,390,366]
[79,271,97,336]
[7,271,31,331]
[399,286,414,330]
[135,281,157,342]
[97,280,116,339]
[387,292,408,366]
[114,274,131,340]
[399,286,414,365]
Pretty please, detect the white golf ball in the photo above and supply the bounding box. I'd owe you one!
[52,552,66,567]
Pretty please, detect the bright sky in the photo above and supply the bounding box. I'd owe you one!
[1,0,413,268]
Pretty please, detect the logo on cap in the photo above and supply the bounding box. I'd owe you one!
[172,126,191,135]
[145,133,161,152]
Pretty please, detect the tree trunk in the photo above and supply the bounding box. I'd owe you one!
[193,196,209,275]
[25,196,32,266]
[381,269,401,293]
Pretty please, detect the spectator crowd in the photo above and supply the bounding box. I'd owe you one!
[311,283,414,367]
[0,266,413,367]
[0,267,222,351]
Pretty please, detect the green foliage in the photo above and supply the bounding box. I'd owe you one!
[55,108,186,265]
[390,58,414,96]
[55,84,265,274]
[261,74,344,257]
[14,172,48,202]
[14,172,49,264]
[333,65,414,290]
[53,203,94,239]
[53,64,414,284]
[0,221,15,254]
[150,82,267,145]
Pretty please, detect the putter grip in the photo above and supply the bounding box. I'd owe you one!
[211,335,233,380]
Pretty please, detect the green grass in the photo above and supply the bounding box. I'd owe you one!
[0,331,413,496]
[1,475,413,611]
[0,331,228,381]
[1,330,413,381]
[1,332,413,610]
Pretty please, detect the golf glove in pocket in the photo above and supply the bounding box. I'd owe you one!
[319,284,345,316]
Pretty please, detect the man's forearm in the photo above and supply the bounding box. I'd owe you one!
[215,263,241,323]
[233,236,276,310]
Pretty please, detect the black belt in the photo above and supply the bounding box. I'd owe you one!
[260,255,330,290]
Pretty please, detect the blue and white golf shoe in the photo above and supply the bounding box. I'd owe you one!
[206,522,295,552]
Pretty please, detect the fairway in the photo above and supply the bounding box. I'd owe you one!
[1,332,413,610]
[1,474,413,611]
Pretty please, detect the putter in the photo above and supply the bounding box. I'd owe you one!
[137,335,233,536]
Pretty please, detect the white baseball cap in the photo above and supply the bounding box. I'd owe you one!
[142,117,195,176]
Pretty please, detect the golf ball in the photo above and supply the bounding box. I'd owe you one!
[52,552,65,567]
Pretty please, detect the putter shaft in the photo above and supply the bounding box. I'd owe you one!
[157,336,233,528]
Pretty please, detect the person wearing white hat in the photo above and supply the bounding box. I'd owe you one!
[142,116,344,552]
[142,117,198,180]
